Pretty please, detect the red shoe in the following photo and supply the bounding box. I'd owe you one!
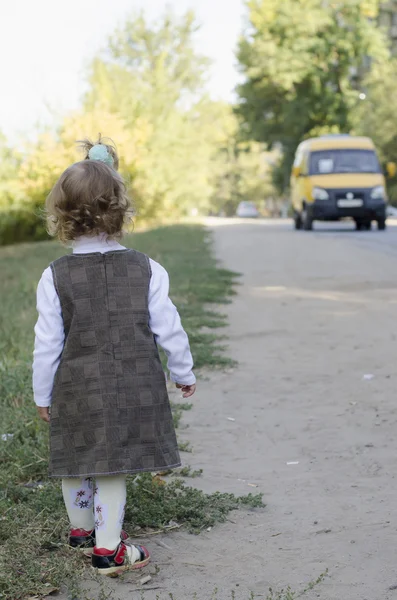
[92,541,150,576]
[69,528,129,556]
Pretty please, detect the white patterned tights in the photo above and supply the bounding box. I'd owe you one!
[62,475,127,551]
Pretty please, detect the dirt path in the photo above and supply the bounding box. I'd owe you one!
[59,220,397,599]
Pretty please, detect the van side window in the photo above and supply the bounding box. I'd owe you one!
[293,147,303,168]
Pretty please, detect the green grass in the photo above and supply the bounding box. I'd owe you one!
[0,224,255,599]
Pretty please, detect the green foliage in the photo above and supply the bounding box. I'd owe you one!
[95,9,209,106]
[172,465,203,478]
[84,10,215,221]
[237,0,390,191]
[0,205,48,245]
[177,440,193,452]
[126,474,263,534]
[211,134,279,216]
[264,569,328,600]
[0,133,22,208]
[355,58,397,204]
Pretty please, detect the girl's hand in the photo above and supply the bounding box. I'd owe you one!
[176,383,196,398]
[37,406,50,423]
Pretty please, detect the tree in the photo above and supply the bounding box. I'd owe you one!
[84,10,217,221]
[209,108,278,216]
[236,0,389,192]
[356,58,397,204]
[0,133,22,208]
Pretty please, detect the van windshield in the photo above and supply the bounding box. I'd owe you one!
[309,149,381,175]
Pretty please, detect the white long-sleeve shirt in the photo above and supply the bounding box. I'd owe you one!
[32,235,196,407]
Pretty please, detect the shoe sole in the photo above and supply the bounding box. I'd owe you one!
[92,555,150,577]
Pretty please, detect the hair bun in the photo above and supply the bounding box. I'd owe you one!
[77,135,119,170]
[88,144,114,167]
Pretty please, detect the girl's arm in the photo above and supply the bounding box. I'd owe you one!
[148,259,196,389]
[32,267,65,410]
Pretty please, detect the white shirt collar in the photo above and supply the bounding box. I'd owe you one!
[72,234,126,254]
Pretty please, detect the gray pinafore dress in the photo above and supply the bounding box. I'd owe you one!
[48,249,181,478]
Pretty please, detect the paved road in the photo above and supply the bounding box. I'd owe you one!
[193,218,397,600]
[59,219,397,599]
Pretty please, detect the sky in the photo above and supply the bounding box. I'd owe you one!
[0,0,246,142]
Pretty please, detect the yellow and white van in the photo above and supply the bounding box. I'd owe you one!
[291,135,395,231]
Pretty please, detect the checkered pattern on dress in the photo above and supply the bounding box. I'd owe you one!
[49,249,180,478]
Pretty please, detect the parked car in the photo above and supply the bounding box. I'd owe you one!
[236,201,259,218]
[387,205,397,218]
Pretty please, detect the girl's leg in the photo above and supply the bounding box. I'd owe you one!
[61,477,95,530]
[94,475,127,551]
[92,475,150,573]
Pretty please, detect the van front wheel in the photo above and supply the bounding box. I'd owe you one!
[377,219,386,231]
[355,219,371,231]
[302,207,313,231]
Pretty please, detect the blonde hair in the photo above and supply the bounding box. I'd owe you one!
[46,161,132,243]
[77,134,120,171]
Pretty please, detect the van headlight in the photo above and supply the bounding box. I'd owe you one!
[371,186,385,200]
[312,187,329,201]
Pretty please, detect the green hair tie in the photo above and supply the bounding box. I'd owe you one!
[88,144,114,167]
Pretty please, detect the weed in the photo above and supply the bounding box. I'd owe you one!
[125,473,263,533]
[174,402,193,411]
[172,406,185,430]
[178,440,192,453]
[172,465,203,478]
[298,569,328,596]
[171,401,193,430]
[265,570,328,600]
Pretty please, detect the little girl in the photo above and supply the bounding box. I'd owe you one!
[32,138,196,576]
